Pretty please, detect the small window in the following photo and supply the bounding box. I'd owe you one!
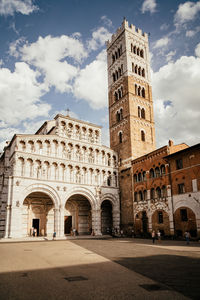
[141,130,145,142]
[178,183,185,194]
[150,168,155,178]
[134,192,138,202]
[141,108,145,119]
[119,132,123,143]
[176,159,183,169]
[180,209,188,222]
[134,174,137,183]
[158,211,163,224]
[150,188,155,199]
[139,191,143,201]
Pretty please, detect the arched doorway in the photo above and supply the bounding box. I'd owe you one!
[134,211,148,236]
[65,194,92,235]
[152,210,170,236]
[23,192,54,237]
[101,200,113,234]
[174,207,197,237]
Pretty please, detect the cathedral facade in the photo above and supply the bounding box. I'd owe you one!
[0,114,120,238]
[0,19,200,239]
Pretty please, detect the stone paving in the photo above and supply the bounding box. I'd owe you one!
[0,237,199,299]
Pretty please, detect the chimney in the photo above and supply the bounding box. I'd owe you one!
[168,140,174,147]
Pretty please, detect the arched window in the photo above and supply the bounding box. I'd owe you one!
[112,54,115,63]
[138,173,142,182]
[142,68,145,77]
[140,49,144,58]
[118,89,122,99]
[142,88,145,98]
[132,63,134,72]
[135,65,138,74]
[138,86,141,96]
[162,185,167,198]
[143,190,147,200]
[158,211,163,223]
[113,73,116,82]
[120,108,123,120]
[115,51,118,60]
[119,132,123,143]
[156,187,162,199]
[141,108,145,119]
[114,91,118,101]
[134,174,137,182]
[116,112,120,122]
[134,192,138,202]
[139,191,143,201]
[155,167,160,178]
[143,171,146,181]
[118,68,121,77]
[161,165,166,175]
[116,70,118,80]
[138,106,141,118]
[118,48,121,57]
[107,176,111,186]
[131,43,133,52]
[150,168,155,178]
[133,46,136,54]
[121,64,123,73]
[150,188,155,199]
[121,86,123,97]
[138,67,141,76]
[137,48,140,55]
[141,130,145,142]
[135,84,137,95]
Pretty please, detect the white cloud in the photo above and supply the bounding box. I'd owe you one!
[0,62,50,127]
[166,50,176,62]
[160,23,169,31]
[87,27,112,51]
[101,16,112,28]
[152,55,200,147]
[153,37,170,49]
[141,0,157,14]
[73,50,108,109]
[0,0,38,16]
[174,1,200,25]
[186,26,200,37]
[195,43,200,57]
[19,35,87,93]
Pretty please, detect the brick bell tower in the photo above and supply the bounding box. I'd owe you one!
[106,19,156,169]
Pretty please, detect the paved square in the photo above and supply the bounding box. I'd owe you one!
[0,238,199,299]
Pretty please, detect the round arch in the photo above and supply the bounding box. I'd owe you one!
[64,187,96,209]
[21,183,60,209]
[100,193,119,209]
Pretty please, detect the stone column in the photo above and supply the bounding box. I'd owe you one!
[5,205,12,238]
[92,209,102,235]
[54,208,59,236]
[167,185,174,235]
[59,205,65,237]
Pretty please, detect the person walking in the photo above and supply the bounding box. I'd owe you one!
[185,231,190,245]
[157,230,161,243]
[152,230,156,244]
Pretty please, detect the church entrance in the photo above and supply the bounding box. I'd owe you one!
[65,194,92,235]
[23,192,54,237]
[64,216,72,234]
[32,219,40,236]
[101,200,113,234]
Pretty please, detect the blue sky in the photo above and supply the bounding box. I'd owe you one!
[0,0,200,151]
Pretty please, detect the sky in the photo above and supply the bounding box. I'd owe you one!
[0,0,200,151]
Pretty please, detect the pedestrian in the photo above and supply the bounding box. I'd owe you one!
[185,231,190,245]
[152,230,156,244]
[157,230,161,243]
[34,228,37,237]
[53,231,56,240]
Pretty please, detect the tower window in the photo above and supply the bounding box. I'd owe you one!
[138,67,141,76]
[141,108,145,119]
[135,84,137,95]
[142,68,145,77]
[135,65,138,74]
[138,106,141,118]
[141,130,145,141]
[112,55,115,63]
[132,63,134,72]
[142,88,145,98]
[140,49,144,58]
[133,46,136,54]
[137,48,140,55]
[178,183,185,194]
[113,73,116,82]
[119,132,123,143]
[114,92,118,101]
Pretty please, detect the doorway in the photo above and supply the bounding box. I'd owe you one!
[32,219,40,236]
[64,216,72,234]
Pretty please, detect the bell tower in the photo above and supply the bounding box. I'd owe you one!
[106,19,156,168]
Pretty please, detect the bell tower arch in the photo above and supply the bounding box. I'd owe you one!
[107,19,156,168]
